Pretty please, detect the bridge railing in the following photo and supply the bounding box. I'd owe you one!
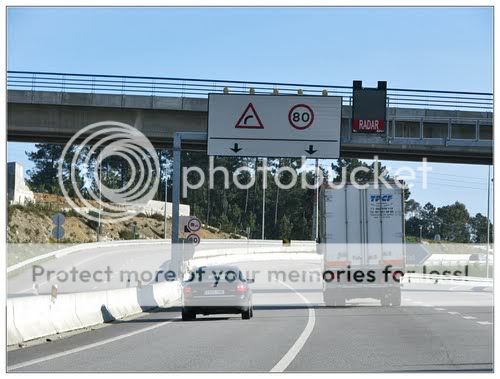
[7,71,493,112]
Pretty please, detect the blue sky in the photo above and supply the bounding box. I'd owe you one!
[7,7,493,217]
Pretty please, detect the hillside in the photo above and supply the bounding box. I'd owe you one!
[7,193,234,244]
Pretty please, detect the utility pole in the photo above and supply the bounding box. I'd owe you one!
[315,158,320,241]
[163,149,169,239]
[275,158,281,225]
[261,158,267,240]
[486,165,492,278]
[97,154,102,242]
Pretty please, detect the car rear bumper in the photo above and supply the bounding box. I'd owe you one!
[183,296,250,308]
[183,305,249,315]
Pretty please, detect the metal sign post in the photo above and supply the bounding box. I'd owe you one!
[171,132,208,273]
[261,158,267,240]
[486,165,491,278]
[163,149,169,239]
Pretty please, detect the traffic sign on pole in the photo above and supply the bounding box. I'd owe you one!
[52,213,65,226]
[52,213,65,241]
[208,94,342,158]
[187,217,201,232]
[52,226,65,240]
[187,233,200,246]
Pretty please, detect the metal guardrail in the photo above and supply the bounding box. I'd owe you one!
[7,71,493,112]
[404,273,493,284]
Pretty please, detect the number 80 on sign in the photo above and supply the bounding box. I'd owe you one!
[288,104,314,130]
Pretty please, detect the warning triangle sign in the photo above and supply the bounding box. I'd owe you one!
[235,103,264,129]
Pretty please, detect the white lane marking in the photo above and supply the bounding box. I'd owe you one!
[270,281,316,373]
[477,321,493,325]
[448,311,461,315]
[462,316,477,320]
[8,317,178,371]
[434,308,446,311]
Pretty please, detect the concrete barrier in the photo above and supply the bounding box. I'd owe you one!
[50,294,84,334]
[105,288,142,320]
[151,281,181,307]
[10,295,58,342]
[7,280,182,346]
[74,290,108,325]
[189,252,321,268]
[7,300,23,346]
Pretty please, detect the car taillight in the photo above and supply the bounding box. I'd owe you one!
[183,286,192,295]
[236,283,248,293]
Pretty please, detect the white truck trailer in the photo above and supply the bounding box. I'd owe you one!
[319,182,405,306]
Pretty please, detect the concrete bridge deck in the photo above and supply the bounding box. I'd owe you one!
[8,89,492,164]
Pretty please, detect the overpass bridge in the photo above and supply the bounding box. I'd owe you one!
[7,71,493,164]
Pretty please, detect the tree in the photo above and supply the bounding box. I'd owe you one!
[405,199,421,216]
[436,202,470,242]
[331,158,385,183]
[470,213,493,243]
[27,143,85,197]
[279,215,293,240]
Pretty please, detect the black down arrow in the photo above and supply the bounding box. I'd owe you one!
[305,145,317,155]
[230,143,242,153]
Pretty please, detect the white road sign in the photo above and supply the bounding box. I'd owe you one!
[208,94,342,158]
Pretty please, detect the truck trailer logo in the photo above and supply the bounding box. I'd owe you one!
[370,194,393,202]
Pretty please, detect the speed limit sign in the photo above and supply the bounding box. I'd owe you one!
[288,104,314,130]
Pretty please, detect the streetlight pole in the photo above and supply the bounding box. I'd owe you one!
[486,165,491,278]
[315,158,320,241]
[163,149,169,239]
[97,155,102,242]
[261,158,267,240]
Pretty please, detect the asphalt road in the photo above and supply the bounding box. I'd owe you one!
[7,258,493,372]
[8,243,172,295]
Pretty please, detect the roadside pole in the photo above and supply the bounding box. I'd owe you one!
[171,132,208,273]
[172,133,181,245]
[315,158,320,241]
[97,154,102,242]
[163,149,169,239]
[486,165,491,278]
[262,158,267,240]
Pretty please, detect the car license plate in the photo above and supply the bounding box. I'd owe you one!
[204,289,225,295]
